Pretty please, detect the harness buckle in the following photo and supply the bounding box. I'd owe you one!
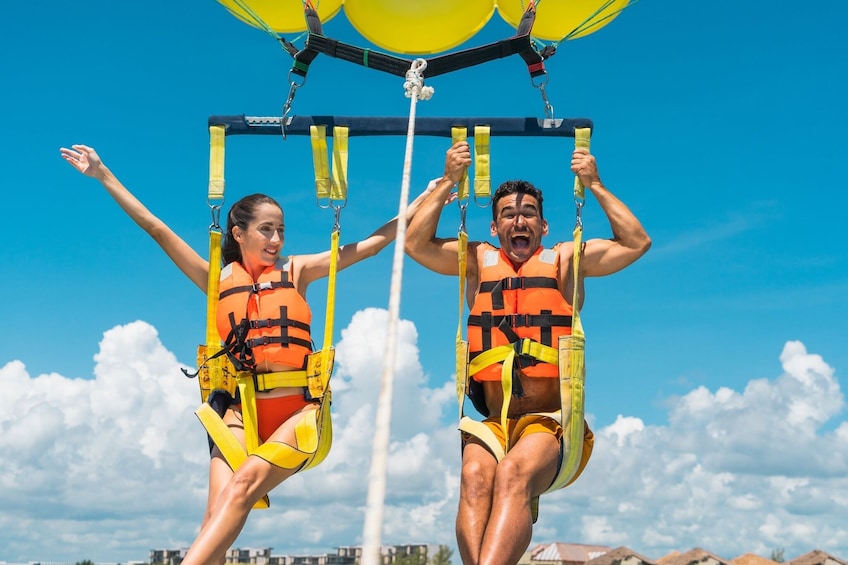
[509,313,531,327]
[502,276,526,290]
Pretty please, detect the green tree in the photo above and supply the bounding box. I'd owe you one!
[771,548,785,563]
[75,560,95,565]
[394,552,426,565]
[429,545,453,565]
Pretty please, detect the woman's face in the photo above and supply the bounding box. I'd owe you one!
[234,202,285,271]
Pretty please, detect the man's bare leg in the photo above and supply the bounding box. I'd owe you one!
[477,432,560,565]
[456,441,498,565]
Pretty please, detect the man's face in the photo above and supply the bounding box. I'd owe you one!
[490,192,548,265]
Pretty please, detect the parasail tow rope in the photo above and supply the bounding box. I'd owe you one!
[360,58,431,565]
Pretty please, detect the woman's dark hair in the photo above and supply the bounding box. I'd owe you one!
[491,180,544,221]
[221,193,282,265]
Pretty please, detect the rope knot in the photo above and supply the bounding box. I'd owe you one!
[403,58,434,100]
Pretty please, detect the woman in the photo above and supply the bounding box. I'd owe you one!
[60,143,432,565]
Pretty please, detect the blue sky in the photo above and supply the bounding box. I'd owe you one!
[2,1,847,563]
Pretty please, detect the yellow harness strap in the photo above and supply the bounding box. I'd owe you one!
[451,127,470,201]
[208,124,226,201]
[473,126,491,200]
[544,126,591,493]
[311,125,349,201]
[451,125,492,203]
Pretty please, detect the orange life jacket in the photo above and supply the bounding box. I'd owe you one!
[217,257,313,371]
[468,243,572,382]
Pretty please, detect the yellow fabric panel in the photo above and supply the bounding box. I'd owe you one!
[451,127,470,201]
[208,125,226,201]
[473,126,491,199]
[303,391,333,471]
[331,127,348,201]
[195,345,239,404]
[573,127,591,201]
[545,334,586,493]
[310,125,331,200]
[306,348,334,400]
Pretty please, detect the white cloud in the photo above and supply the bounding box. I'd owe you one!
[536,340,848,560]
[2,323,847,564]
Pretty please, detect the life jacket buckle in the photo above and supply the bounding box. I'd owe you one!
[503,276,526,290]
[509,313,531,327]
[252,281,274,293]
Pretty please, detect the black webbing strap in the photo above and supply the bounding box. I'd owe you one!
[288,3,548,80]
[245,335,313,351]
[468,312,573,347]
[293,32,548,79]
[219,279,295,300]
[478,276,559,310]
[291,5,325,77]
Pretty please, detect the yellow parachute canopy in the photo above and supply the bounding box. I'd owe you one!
[497,0,630,42]
[217,0,630,54]
[218,0,343,34]
[345,0,494,55]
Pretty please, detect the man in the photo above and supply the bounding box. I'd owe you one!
[405,140,651,565]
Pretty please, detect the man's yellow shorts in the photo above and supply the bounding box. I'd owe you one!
[463,414,595,487]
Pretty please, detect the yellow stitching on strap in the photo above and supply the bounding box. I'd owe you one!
[451,127,469,200]
[473,126,491,199]
[208,125,225,200]
[310,125,331,199]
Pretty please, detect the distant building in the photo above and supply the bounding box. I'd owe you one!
[149,548,188,565]
[586,546,657,565]
[730,552,778,565]
[789,551,848,565]
[657,548,729,565]
[520,542,613,565]
[148,542,440,565]
[144,543,847,565]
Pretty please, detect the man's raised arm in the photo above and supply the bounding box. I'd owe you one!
[405,141,472,276]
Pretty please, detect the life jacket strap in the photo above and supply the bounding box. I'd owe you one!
[478,275,558,310]
[219,279,294,299]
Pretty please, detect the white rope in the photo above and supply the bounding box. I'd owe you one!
[361,58,433,565]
